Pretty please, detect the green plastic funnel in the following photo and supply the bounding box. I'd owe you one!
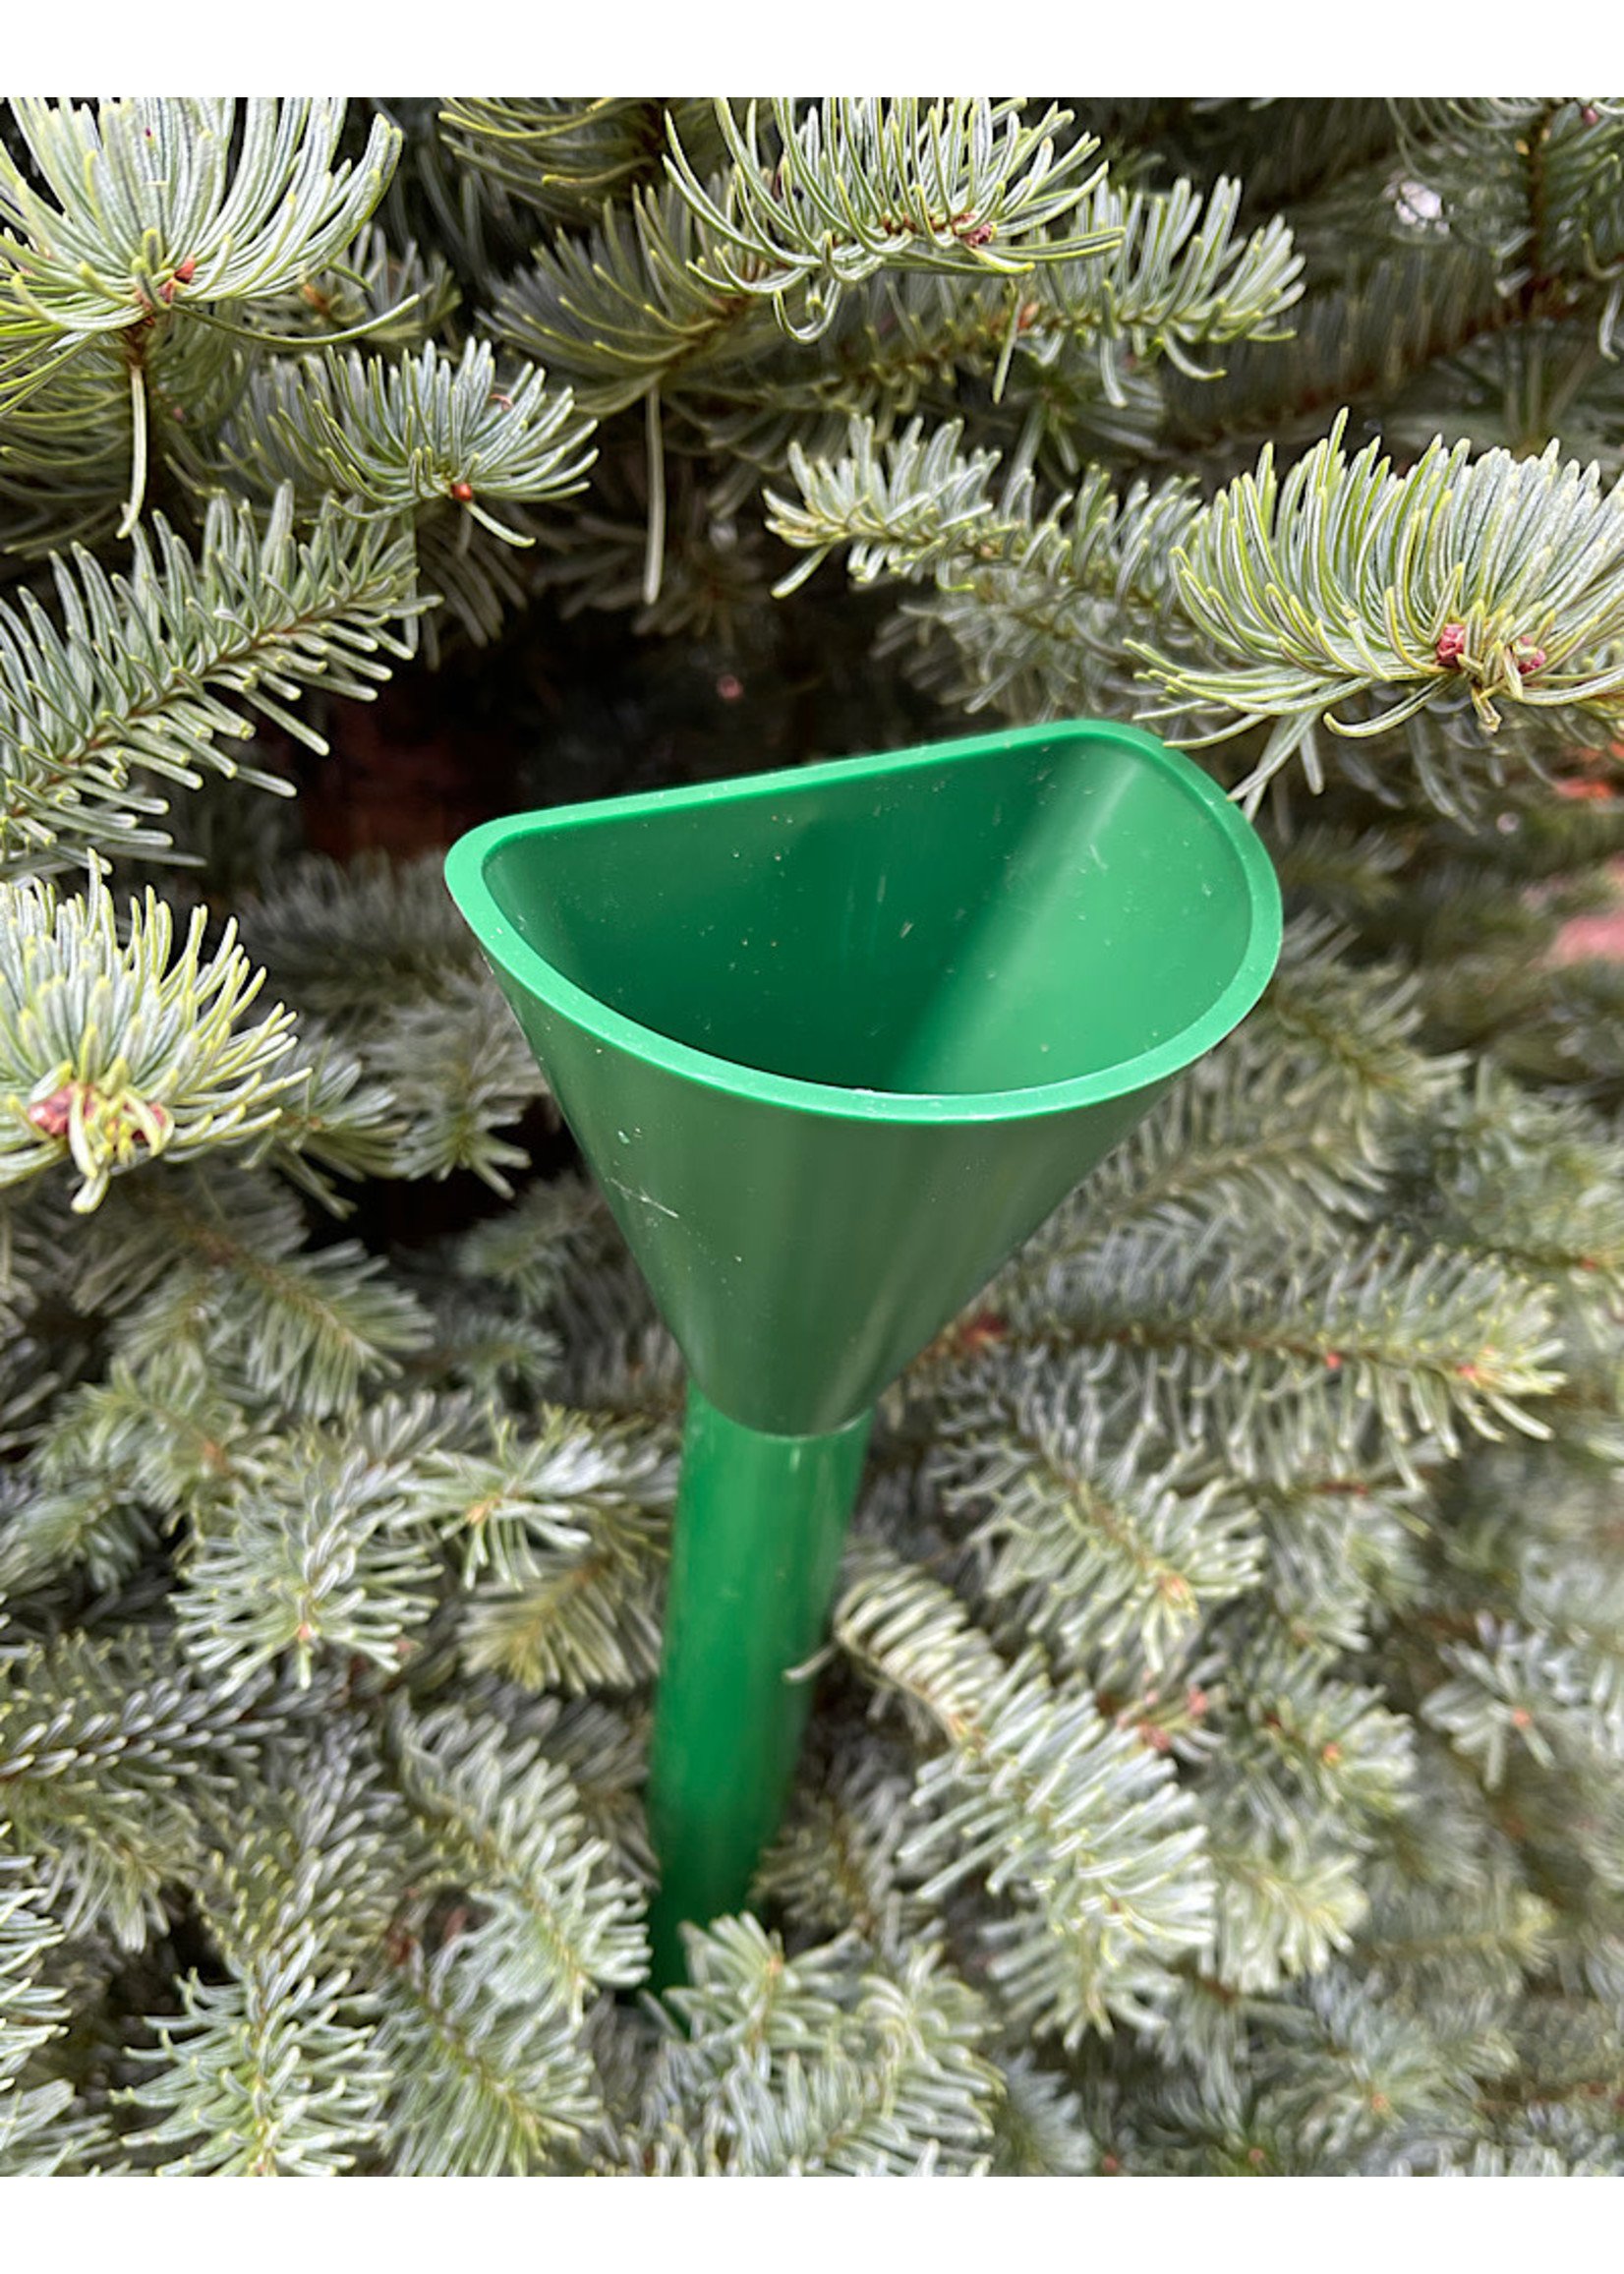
[444,719,1281,1983]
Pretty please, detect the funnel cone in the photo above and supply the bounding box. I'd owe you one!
[445,719,1281,1977]
[445,721,1280,1435]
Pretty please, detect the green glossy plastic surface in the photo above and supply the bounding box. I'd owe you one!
[444,718,1283,1978]
[645,1386,873,1988]
[444,720,1282,1438]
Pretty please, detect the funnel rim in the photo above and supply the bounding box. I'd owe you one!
[444,721,1282,1126]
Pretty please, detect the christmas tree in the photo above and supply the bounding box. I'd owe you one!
[1,93,1622,2176]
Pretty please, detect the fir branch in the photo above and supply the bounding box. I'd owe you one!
[1375,321,1620,486]
[457,1498,669,1698]
[124,1962,381,2176]
[226,338,596,546]
[237,848,487,1023]
[1200,1801,1370,1994]
[1002,1214,1564,1482]
[382,1700,647,2019]
[416,1407,675,1592]
[1135,415,1624,805]
[669,100,1111,306]
[1101,96,1402,216]
[1023,173,1303,403]
[440,98,725,226]
[410,506,541,649]
[1249,1456,1432,1655]
[646,1916,999,2176]
[1403,1064,1624,1294]
[374,98,534,301]
[835,1549,1214,2043]
[770,410,1195,605]
[0,489,424,876]
[172,1397,459,1694]
[987,2051,1099,2176]
[0,1840,78,2174]
[373,1901,605,2176]
[357,969,547,1195]
[0,1630,271,1946]
[122,1750,399,2174]
[499,100,1112,420]
[1218,1637,1416,1835]
[1259,1962,1501,2164]
[753,1743,926,1953]
[767,413,1196,717]
[449,1172,613,1318]
[1393,101,1624,292]
[403,1286,562,1407]
[0,316,241,558]
[712,1961,996,2176]
[1029,1029,1391,1255]
[1363,1871,1555,2003]
[0,872,300,1211]
[535,1697,658,1892]
[0,99,405,531]
[493,179,777,417]
[2,1345,249,1592]
[81,1162,431,1421]
[689,273,1040,464]
[683,258,1174,496]
[0,1471,156,1600]
[1254,913,1465,1151]
[932,1362,1263,1678]
[0,99,401,353]
[768,413,1010,588]
[1159,237,1510,470]
[251,222,459,354]
[262,1024,409,1202]
[1422,1618,1624,1785]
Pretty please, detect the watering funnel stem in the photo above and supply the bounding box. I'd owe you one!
[645,1388,873,1988]
[444,719,1283,1985]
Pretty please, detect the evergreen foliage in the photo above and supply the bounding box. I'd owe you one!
[0,90,1621,2177]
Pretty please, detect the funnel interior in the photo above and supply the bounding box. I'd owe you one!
[466,725,1274,1103]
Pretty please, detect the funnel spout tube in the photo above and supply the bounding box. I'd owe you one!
[646,1386,873,1989]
